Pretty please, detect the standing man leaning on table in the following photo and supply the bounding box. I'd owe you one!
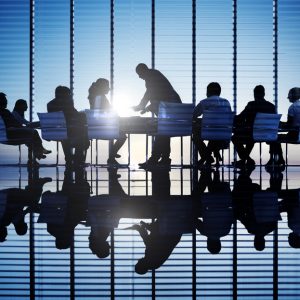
[133,63,182,168]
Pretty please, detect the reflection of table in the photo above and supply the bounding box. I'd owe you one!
[119,117,157,134]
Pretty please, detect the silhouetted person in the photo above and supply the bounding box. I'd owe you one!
[41,168,89,250]
[0,92,50,163]
[193,82,232,166]
[195,169,233,254]
[132,169,184,274]
[88,168,126,258]
[279,187,300,249]
[232,85,283,168]
[88,78,127,165]
[233,168,279,251]
[274,87,300,165]
[47,86,90,167]
[12,99,41,129]
[0,175,51,242]
[134,220,181,274]
[133,63,182,168]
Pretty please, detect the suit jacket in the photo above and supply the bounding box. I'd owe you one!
[235,99,276,129]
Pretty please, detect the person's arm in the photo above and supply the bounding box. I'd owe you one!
[193,102,203,120]
[132,90,150,112]
[287,114,294,127]
[12,111,29,126]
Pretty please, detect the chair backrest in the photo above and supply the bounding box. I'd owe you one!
[37,192,68,224]
[253,191,280,223]
[253,113,281,142]
[157,102,194,137]
[201,110,235,141]
[84,109,119,140]
[0,117,8,142]
[38,112,68,141]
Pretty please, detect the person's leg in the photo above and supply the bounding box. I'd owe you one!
[193,127,208,162]
[244,141,255,165]
[231,134,247,161]
[61,140,73,165]
[109,132,127,159]
[139,135,162,168]
[159,136,171,163]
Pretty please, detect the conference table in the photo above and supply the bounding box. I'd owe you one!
[119,116,157,134]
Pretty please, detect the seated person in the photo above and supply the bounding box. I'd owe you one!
[193,82,232,166]
[278,87,300,142]
[47,86,89,167]
[0,92,50,162]
[88,78,127,164]
[231,85,284,168]
[12,99,40,128]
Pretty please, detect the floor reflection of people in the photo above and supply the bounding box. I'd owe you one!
[233,168,280,251]
[0,175,51,242]
[133,63,182,168]
[39,168,89,250]
[133,169,185,275]
[88,168,126,258]
[279,187,300,249]
[195,169,233,254]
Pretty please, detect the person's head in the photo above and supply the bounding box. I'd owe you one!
[90,239,110,258]
[0,226,7,242]
[13,99,28,112]
[207,238,221,254]
[287,87,300,103]
[288,232,300,248]
[254,85,265,101]
[88,78,110,101]
[206,82,221,97]
[135,258,149,275]
[0,93,8,109]
[55,86,71,99]
[136,63,149,79]
[55,237,72,250]
[254,235,265,251]
[14,221,28,236]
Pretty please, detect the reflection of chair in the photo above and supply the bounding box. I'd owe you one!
[0,116,32,164]
[201,111,235,164]
[157,102,194,137]
[37,192,68,225]
[87,195,120,227]
[38,112,68,165]
[252,113,281,163]
[0,191,7,220]
[253,191,280,223]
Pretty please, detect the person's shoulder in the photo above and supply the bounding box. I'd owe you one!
[219,96,231,104]
[47,98,56,106]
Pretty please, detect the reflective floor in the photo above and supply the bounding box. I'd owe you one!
[0,165,299,299]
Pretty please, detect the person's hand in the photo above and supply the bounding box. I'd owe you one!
[132,104,143,112]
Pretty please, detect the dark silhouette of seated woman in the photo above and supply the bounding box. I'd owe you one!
[12,99,41,128]
[0,92,51,163]
[88,78,127,165]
